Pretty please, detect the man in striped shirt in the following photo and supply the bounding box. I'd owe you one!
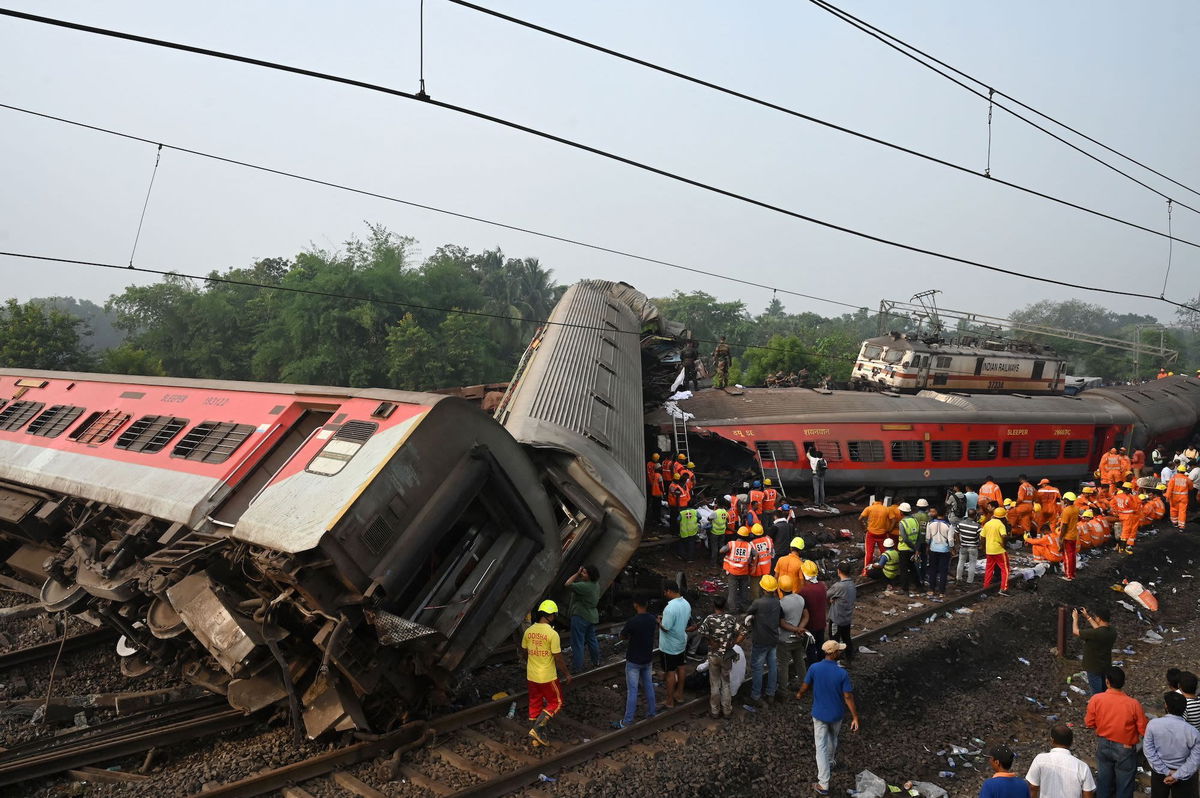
[1180,672,1200,732]
[954,509,982,584]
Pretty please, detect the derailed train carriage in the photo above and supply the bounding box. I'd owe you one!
[0,280,661,737]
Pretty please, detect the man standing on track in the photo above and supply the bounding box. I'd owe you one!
[721,526,753,612]
[1085,666,1148,798]
[521,600,572,746]
[796,640,860,797]
[1012,475,1036,536]
[1074,606,1116,696]
[1024,724,1097,798]
[1143,691,1200,797]
[955,509,982,585]
[691,594,743,720]
[658,582,691,709]
[1058,491,1081,581]
[896,502,923,596]
[1167,465,1192,529]
[615,596,657,728]
[979,477,1004,513]
[744,574,782,709]
[982,506,1011,595]
[924,507,955,600]
[858,498,893,575]
[1036,479,1063,534]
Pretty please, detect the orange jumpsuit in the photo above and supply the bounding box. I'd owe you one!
[649,469,664,498]
[1035,485,1062,531]
[1010,480,1035,534]
[1111,491,1141,547]
[1131,450,1146,477]
[979,481,1003,510]
[1100,450,1123,487]
[1024,531,1063,563]
[859,502,893,570]
[748,489,765,515]
[1166,473,1192,529]
[1118,454,1132,483]
[1140,495,1165,523]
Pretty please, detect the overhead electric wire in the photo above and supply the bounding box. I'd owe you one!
[0,248,1112,378]
[1,7,1196,312]
[806,0,1200,218]
[806,0,1200,205]
[444,0,1200,253]
[0,102,862,312]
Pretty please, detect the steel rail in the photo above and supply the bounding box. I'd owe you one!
[0,628,115,671]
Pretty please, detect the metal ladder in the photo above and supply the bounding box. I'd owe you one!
[671,411,690,462]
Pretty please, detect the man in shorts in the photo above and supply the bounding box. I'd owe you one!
[658,581,691,708]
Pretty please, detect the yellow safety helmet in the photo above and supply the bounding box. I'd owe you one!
[1121,481,1133,489]
[737,525,751,537]
[1156,483,1168,491]
[993,507,1008,518]
[759,575,778,593]
[1032,502,1042,513]
[1063,492,1077,502]
[764,478,772,486]
[801,560,819,579]
[751,523,764,535]
[778,574,794,593]
[651,453,660,462]
[538,600,558,615]
[1082,509,1095,518]
[1003,498,1014,507]
[790,536,806,551]
[687,462,695,469]
[1139,493,1148,500]
[1180,465,1189,472]
[1082,486,1096,494]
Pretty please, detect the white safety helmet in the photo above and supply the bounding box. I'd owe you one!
[916,498,929,508]
[898,502,912,513]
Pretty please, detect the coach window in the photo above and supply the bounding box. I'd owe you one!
[754,440,799,463]
[890,441,925,462]
[172,422,256,464]
[1034,440,1060,459]
[1063,439,1090,459]
[932,373,949,387]
[967,440,996,460]
[802,441,842,462]
[848,440,884,462]
[1002,441,1030,459]
[70,410,132,445]
[935,356,952,369]
[115,415,190,454]
[26,405,85,438]
[0,401,46,432]
[307,420,379,476]
[930,440,963,461]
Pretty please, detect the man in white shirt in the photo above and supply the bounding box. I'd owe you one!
[1025,723,1096,798]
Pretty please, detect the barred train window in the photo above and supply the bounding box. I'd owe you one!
[27,405,85,438]
[1063,439,1090,459]
[755,440,798,462]
[1003,441,1030,459]
[1034,440,1061,459]
[0,401,45,431]
[890,441,925,462]
[307,420,379,476]
[968,440,997,461]
[70,410,132,445]
[848,440,884,462]
[172,422,256,463]
[930,440,963,461]
[116,415,189,453]
[806,441,842,462]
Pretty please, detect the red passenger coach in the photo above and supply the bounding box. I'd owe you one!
[651,388,1151,489]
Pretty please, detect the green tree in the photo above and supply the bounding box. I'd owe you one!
[729,335,816,386]
[0,299,94,370]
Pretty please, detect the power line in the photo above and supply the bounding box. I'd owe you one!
[444,0,1200,253]
[807,0,1200,205]
[806,0,1200,218]
[1,7,1196,312]
[0,102,863,312]
[0,249,1146,378]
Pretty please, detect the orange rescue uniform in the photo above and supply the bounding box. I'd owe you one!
[1035,485,1062,531]
[979,481,1003,510]
[1011,480,1036,534]
[1166,473,1192,529]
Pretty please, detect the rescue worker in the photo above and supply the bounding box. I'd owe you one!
[1166,465,1192,529]
[679,461,696,498]
[1141,487,1166,526]
[1076,509,1102,551]
[748,481,765,517]
[521,600,572,746]
[711,336,731,389]
[1101,447,1124,488]
[1023,527,1063,568]
[1131,448,1146,478]
[728,492,742,530]
[1118,448,1132,483]
[646,458,664,528]
[872,538,902,593]
[721,526,753,612]
[982,506,1010,595]
[797,560,828,660]
[1058,491,1081,581]
[1011,475,1036,535]
[761,479,779,524]
[1035,479,1062,533]
[896,502,923,596]
[979,476,1004,512]
[858,498,893,575]
[775,574,810,693]
[1111,483,1141,553]
[672,453,687,480]
[912,498,931,583]
[776,536,806,588]
[666,474,686,535]
[709,500,729,564]
[645,453,661,486]
[748,523,775,600]
[680,339,699,392]
[677,504,700,560]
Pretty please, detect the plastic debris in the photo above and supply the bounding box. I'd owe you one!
[852,770,887,798]
[1070,684,1087,694]
[538,774,557,783]
[1018,657,1031,665]
[1117,600,1138,612]
[858,645,878,654]
[1123,580,1159,611]
[954,607,973,614]
[879,635,889,643]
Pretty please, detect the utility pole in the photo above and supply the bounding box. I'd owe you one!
[1133,324,1166,381]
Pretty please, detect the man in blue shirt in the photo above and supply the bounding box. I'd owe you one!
[795,639,860,796]
[1144,691,1200,796]
[658,582,691,709]
[979,746,1030,798]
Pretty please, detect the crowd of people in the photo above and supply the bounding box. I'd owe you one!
[515,442,1199,796]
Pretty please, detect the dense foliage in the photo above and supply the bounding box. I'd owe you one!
[1,226,1197,387]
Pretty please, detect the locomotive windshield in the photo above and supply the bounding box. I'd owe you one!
[862,344,883,360]
[883,349,905,364]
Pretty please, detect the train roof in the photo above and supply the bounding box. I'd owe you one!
[649,386,1136,427]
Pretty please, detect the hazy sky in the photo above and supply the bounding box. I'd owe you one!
[2,1,1198,324]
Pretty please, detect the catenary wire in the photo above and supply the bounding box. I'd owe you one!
[443,0,1200,252]
[0,102,862,312]
[807,0,1200,204]
[0,249,1116,378]
[0,8,1196,312]
[806,0,1200,217]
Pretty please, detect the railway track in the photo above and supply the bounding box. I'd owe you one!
[0,627,115,671]
[186,581,995,798]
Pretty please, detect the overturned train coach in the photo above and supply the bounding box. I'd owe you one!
[0,282,659,737]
